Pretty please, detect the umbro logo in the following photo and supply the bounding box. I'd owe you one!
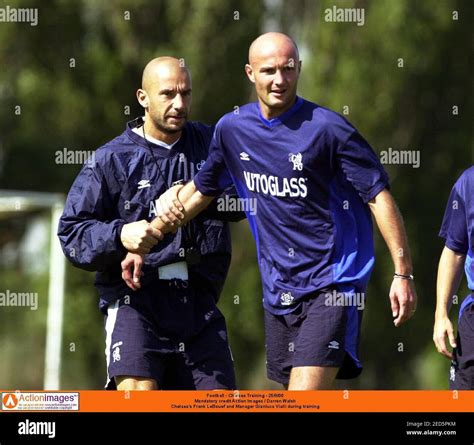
[328,340,340,350]
[138,179,151,189]
[240,152,250,161]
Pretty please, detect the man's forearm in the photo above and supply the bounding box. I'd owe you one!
[369,189,413,274]
[150,180,214,232]
[436,246,465,317]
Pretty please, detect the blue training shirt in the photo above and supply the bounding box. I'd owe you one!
[194,97,390,315]
[439,166,474,297]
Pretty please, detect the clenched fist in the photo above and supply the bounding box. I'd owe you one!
[120,220,163,254]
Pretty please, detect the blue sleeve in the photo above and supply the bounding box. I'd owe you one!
[439,178,468,254]
[57,160,127,272]
[194,122,233,196]
[336,129,390,203]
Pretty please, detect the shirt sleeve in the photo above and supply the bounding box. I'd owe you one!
[439,177,468,254]
[57,159,127,272]
[335,129,390,203]
[194,121,233,196]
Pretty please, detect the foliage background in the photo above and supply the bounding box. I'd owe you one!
[0,0,472,390]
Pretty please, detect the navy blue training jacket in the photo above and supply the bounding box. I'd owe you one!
[58,118,243,311]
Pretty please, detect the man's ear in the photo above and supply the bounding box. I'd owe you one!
[298,60,302,77]
[245,64,255,84]
[136,89,149,109]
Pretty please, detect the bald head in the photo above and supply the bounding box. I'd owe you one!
[141,57,191,91]
[248,32,300,66]
[137,56,192,143]
[245,33,301,119]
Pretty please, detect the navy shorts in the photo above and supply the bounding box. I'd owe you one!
[449,296,474,390]
[264,287,364,385]
[104,279,236,390]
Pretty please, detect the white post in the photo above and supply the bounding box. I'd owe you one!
[43,201,66,390]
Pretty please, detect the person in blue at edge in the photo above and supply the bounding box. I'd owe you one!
[122,33,418,390]
[434,166,474,389]
[58,57,244,390]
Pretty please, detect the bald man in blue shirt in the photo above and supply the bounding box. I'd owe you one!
[123,33,418,390]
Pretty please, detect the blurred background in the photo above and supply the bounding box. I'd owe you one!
[0,0,472,390]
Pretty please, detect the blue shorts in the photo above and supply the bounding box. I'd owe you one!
[264,287,364,385]
[449,295,474,390]
[104,279,236,390]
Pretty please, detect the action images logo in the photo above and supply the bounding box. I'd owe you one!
[1,392,79,411]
